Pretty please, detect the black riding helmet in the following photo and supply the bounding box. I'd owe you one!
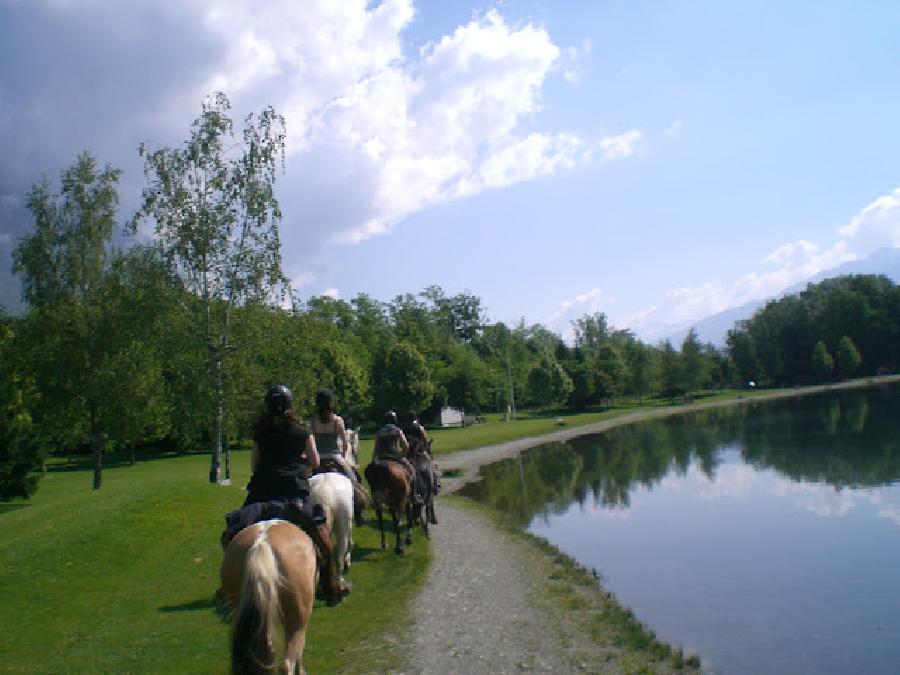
[384,410,398,426]
[266,384,293,415]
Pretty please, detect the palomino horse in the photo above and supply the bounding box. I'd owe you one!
[364,460,414,555]
[220,519,317,674]
[409,438,438,536]
[309,472,354,579]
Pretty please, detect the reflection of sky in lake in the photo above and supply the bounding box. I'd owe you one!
[529,446,900,675]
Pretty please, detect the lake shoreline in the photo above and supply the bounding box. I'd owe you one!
[437,374,900,494]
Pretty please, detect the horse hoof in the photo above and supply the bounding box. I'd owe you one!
[395,547,405,556]
[380,543,386,550]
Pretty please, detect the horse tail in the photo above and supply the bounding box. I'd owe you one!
[231,530,282,675]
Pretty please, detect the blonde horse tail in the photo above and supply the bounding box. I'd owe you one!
[231,531,282,675]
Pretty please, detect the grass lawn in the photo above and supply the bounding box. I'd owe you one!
[0,451,429,674]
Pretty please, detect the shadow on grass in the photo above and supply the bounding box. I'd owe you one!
[0,502,30,514]
[160,596,232,622]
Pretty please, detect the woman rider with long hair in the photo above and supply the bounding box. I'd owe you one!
[309,389,369,524]
[223,384,350,604]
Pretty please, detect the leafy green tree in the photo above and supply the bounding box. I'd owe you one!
[836,335,862,378]
[132,92,287,483]
[680,328,709,394]
[623,340,658,404]
[12,152,123,489]
[811,340,834,382]
[658,339,683,398]
[376,341,435,416]
[0,317,47,500]
[526,351,573,408]
[436,343,493,413]
[727,328,760,386]
[592,342,626,401]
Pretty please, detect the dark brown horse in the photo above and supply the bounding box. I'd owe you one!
[364,460,414,555]
[409,438,438,537]
[220,520,317,674]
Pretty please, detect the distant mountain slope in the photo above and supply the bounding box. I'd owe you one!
[661,247,900,347]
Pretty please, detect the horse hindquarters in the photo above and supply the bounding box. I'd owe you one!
[223,522,316,675]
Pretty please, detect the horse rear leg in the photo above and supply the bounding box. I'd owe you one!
[404,504,414,547]
[392,508,404,556]
[375,504,386,550]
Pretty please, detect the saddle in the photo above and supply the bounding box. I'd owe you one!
[223,498,325,543]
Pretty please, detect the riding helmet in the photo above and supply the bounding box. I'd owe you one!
[384,410,398,425]
[266,384,293,415]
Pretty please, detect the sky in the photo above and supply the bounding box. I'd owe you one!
[2,0,900,341]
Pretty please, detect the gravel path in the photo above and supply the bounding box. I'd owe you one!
[402,500,573,674]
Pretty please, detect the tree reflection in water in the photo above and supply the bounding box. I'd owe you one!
[460,384,900,527]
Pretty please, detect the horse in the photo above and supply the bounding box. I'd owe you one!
[408,438,438,535]
[345,427,360,466]
[364,459,414,555]
[308,472,354,579]
[220,519,317,675]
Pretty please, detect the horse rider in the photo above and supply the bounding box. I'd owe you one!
[220,384,350,605]
[373,410,423,504]
[309,388,369,524]
[403,410,430,449]
[403,410,441,494]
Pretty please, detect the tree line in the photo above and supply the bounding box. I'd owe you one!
[2,92,898,500]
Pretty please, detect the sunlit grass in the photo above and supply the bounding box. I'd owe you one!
[0,452,429,673]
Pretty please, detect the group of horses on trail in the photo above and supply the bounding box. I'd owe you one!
[219,429,440,674]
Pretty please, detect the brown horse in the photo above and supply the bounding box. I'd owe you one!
[220,519,317,674]
[364,460,414,555]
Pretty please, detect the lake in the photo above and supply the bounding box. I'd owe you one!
[460,384,900,674]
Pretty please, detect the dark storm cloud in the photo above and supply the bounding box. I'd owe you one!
[0,1,224,309]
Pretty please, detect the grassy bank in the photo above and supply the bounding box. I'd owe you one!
[0,452,429,674]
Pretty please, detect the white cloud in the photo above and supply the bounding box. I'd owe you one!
[545,287,611,340]
[838,186,900,253]
[561,37,592,85]
[599,129,642,160]
[620,188,900,338]
[321,287,340,299]
[1,1,611,288]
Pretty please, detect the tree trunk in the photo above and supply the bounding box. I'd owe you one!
[209,355,223,483]
[91,402,102,490]
[224,431,231,481]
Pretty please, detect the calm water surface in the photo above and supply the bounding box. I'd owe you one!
[460,385,900,674]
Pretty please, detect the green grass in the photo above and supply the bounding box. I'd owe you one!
[0,452,429,674]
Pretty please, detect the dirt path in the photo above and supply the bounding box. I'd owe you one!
[402,376,900,673]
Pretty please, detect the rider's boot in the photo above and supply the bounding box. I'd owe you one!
[307,524,351,606]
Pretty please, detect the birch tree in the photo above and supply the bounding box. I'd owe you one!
[132,92,287,483]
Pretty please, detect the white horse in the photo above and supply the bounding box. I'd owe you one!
[345,427,360,467]
[308,472,354,577]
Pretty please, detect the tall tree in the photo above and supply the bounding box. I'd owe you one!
[132,92,287,483]
[376,341,435,416]
[836,335,862,378]
[811,340,834,382]
[680,328,709,394]
[12,152,122,489]
[0,315,46,500]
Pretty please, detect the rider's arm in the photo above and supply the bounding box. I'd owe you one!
[250,442,260,473]
[305,434,320,469]
[420,423,430,442]
[398,430,410,453]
